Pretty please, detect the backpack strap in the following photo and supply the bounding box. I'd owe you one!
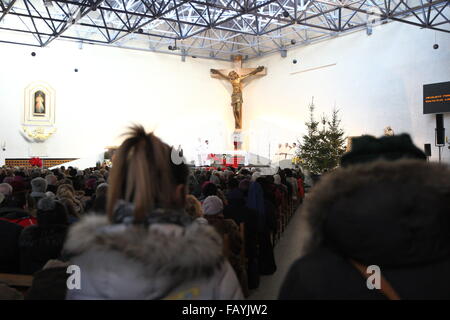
[349,259,401,300]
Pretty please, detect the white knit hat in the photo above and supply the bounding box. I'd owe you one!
[202,195,224,215]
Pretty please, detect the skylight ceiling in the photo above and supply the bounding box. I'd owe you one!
[0,0,448,61]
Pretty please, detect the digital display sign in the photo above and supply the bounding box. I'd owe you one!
[423,81,450,114]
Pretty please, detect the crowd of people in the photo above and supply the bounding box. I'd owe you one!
[0,125,304,299]
[1,129,449,300]
[0,166,109,277]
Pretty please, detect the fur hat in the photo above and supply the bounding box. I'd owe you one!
[31,177,48,193]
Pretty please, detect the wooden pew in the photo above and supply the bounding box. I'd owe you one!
[0,273,33,288]
[0,273,33,296]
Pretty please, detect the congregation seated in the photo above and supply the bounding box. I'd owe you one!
[0,130,303,300]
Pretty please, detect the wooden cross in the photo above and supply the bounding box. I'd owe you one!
[210,55,266,131]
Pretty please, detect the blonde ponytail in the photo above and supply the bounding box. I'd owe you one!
[107,125,188,223]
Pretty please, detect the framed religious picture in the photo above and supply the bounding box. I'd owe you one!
[23,82,55,126]
[33,90,46,116]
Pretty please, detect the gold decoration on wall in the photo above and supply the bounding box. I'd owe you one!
[22,126,57,141]
[22,81,57,143]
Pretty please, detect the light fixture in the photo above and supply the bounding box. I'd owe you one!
[43,0,53,8]
[168,40,179,51]
[90,0,103,11]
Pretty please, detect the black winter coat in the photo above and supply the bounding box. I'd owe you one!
[280,160,450,300]
[0,220,23,273]
[19,225,68,275]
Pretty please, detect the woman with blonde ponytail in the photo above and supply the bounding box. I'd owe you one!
[63,125,243,300]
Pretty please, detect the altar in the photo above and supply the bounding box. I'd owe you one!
[200,150,250,168]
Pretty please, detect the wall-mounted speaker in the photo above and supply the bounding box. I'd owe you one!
[424,143,431,156]
[436,114,445,145]
[436,114,444,129]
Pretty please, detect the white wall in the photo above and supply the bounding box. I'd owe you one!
[0,41,233,166]
[245,22,450,162]
[0,20,449,166]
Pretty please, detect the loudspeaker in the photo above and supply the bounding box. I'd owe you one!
[436,114,444,129]
[436,114,445,145]
[424,144,431,156]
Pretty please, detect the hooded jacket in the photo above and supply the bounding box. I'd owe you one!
[63,210,243,300]
[279,160,450,300]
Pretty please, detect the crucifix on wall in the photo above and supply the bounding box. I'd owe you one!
[210,55,266,130]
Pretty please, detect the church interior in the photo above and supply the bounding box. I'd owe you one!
[0,0,450,302]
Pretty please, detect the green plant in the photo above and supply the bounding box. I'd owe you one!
[297,98,346,174]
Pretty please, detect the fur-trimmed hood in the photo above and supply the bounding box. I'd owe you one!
[62,209,238,299]
[304,159,450,268]
[64,212,224,279]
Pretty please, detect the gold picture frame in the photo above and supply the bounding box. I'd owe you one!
[23,82,55,126]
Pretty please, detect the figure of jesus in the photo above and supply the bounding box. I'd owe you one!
[210,66,264,130]
[34,91,45,114]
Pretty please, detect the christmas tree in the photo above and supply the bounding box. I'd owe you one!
[324,108,346,169]
[297,98,346,174]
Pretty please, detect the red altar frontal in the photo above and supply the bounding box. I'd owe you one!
[207,152,247,168]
